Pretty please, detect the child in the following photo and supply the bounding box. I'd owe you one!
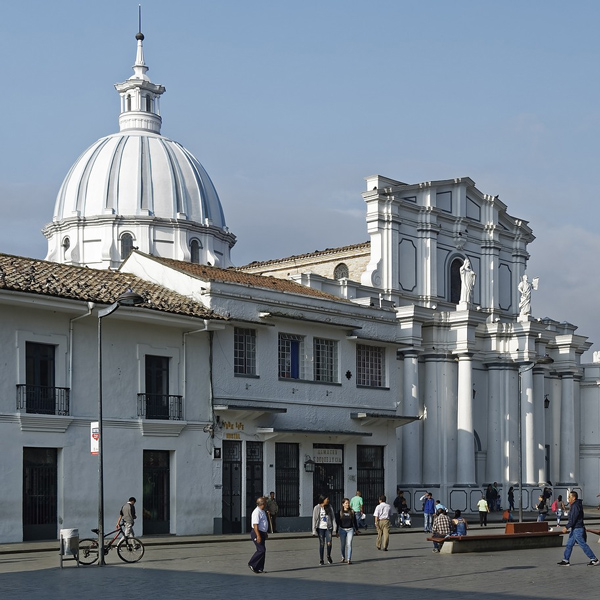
[552,494,566,527]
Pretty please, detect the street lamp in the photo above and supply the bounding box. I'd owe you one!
[97,291,144,565]
[517,354,554,523]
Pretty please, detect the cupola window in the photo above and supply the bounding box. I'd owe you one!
[120,233,134,260]
[190,239,201,264]
[125,95,132,111]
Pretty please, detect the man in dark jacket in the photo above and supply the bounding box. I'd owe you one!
[557,491,599,566]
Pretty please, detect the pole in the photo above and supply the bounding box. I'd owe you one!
[98,316,105,565]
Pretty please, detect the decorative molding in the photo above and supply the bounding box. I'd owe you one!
[17,414,74,433]
[138,420,187,437]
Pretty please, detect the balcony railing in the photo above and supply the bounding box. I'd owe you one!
[16,385,70,416]
[137,394,183,420]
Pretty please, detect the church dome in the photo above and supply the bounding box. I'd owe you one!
[44,29,235,270]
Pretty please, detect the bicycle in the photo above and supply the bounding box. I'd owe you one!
[78,525,145,564]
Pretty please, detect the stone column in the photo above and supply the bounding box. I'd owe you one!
[456,353,476,486]
[485,363,504,483]
[559,373,577,484]
[422,355,440,485]
[401,350,421,485]
[533,367,547,485]
[521,365,536,485]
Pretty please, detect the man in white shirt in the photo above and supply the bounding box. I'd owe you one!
[248,497,269,573]
[373,495,392,551]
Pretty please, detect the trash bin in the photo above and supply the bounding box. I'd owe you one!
[60,528,79,567]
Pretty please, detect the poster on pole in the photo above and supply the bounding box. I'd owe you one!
[91,422,99,455]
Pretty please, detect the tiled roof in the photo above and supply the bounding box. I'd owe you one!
[151,256,346,302]
[238,241,371,269]
[0,254,222,320]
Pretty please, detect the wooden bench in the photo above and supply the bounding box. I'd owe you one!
[427,529,563,554]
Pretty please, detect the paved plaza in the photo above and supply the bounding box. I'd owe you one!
[1,524,599,600]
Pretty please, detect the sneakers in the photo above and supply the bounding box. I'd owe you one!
[588,559,599,566]
[319,560,325,566]
[557,560,570,566]
[327,555,333,564]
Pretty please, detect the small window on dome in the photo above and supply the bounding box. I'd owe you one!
[62,237,70,260]
[334,263,349,280]
[121,233,134,260]
[190,239,202,264]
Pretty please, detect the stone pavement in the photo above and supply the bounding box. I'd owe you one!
[2,512,600,600]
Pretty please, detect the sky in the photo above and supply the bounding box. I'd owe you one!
[1,0,600,358]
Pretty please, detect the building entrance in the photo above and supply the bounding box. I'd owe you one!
[312,444,344,510]
[23,447,57,541]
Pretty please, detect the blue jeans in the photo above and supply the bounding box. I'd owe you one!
[564,527,597,562]
[339,528,354,561]
[317,528,332,561]
[424,513,434,532]
[537,513,547,522]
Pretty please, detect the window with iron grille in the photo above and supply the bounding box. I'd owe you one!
[356,344,385,387]
[234,328,257,376]
[314,338,338,383]
[275,443,299,517]
[278,333,304,379]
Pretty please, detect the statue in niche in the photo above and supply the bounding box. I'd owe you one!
[518,274,539,316]
[459,258,476,304]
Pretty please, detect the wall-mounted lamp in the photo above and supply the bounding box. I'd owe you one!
[304,455,316,473]
[544,394,550,409]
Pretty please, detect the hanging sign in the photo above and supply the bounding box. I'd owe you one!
[91,422,100,455]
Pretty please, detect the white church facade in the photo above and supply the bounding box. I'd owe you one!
[1,27,599,543]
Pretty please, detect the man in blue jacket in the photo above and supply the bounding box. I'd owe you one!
[422,492,436,533]
[557,491,599,566]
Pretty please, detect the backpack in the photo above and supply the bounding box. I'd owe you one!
[551,500,558,512]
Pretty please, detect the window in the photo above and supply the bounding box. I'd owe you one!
[234,328,257,376]
[314,338,338,382]
[356,344,385,387]
[143,355,172,419]
[275,443,299,517]
[278,333,304,379]
[120,233,134,260]
[18,342,70,415]
[190,239,201,264]
[333,263,349,280]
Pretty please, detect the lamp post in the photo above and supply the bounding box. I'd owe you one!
[517,355,553,523]
[97,291,144,565]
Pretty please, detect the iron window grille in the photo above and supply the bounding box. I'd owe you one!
[356,344,385,387]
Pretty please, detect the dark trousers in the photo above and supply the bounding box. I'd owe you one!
[479,511,488,526]
[269,515,277,533]
[249,530,267,571]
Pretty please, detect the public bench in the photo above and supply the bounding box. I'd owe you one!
[427,522,562,554]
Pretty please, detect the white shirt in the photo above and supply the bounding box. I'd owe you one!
[374,502,391,520]
[318,506,329,529]
[251,506,269,532]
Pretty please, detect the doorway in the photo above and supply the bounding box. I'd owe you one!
[23,447,57,541]
[143,450,170,534]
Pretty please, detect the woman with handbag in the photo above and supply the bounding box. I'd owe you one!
[312,495,338,565]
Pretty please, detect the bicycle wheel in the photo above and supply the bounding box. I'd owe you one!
[117,537,145,563]
[78,538,100,565]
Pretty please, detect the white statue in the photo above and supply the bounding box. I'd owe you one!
[459,258,476,305]
[518,274,539,316]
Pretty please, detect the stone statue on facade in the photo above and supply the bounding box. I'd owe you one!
[459,258,476,305]
[518,274,539,316]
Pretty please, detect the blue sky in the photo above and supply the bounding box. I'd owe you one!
[2,0,600,357]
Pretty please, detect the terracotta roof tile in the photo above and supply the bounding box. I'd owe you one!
[0,253,222,320]
[151,256,346,302]
[238,241,371,269]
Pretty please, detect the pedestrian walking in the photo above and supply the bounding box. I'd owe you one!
[507,486,515,511]
[336,498,357,564]
[312,495,337,565]
[477,494,489,526]
[248,497,269,573]
[266,491,279,533]
[350,491,365,531]
[557,491,599,567]
[373,495,391,551]
[537,494,549,522]
[117,497,137,539]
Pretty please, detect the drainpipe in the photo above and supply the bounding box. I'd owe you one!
[183,320,211,421]
[68,302,95,390]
